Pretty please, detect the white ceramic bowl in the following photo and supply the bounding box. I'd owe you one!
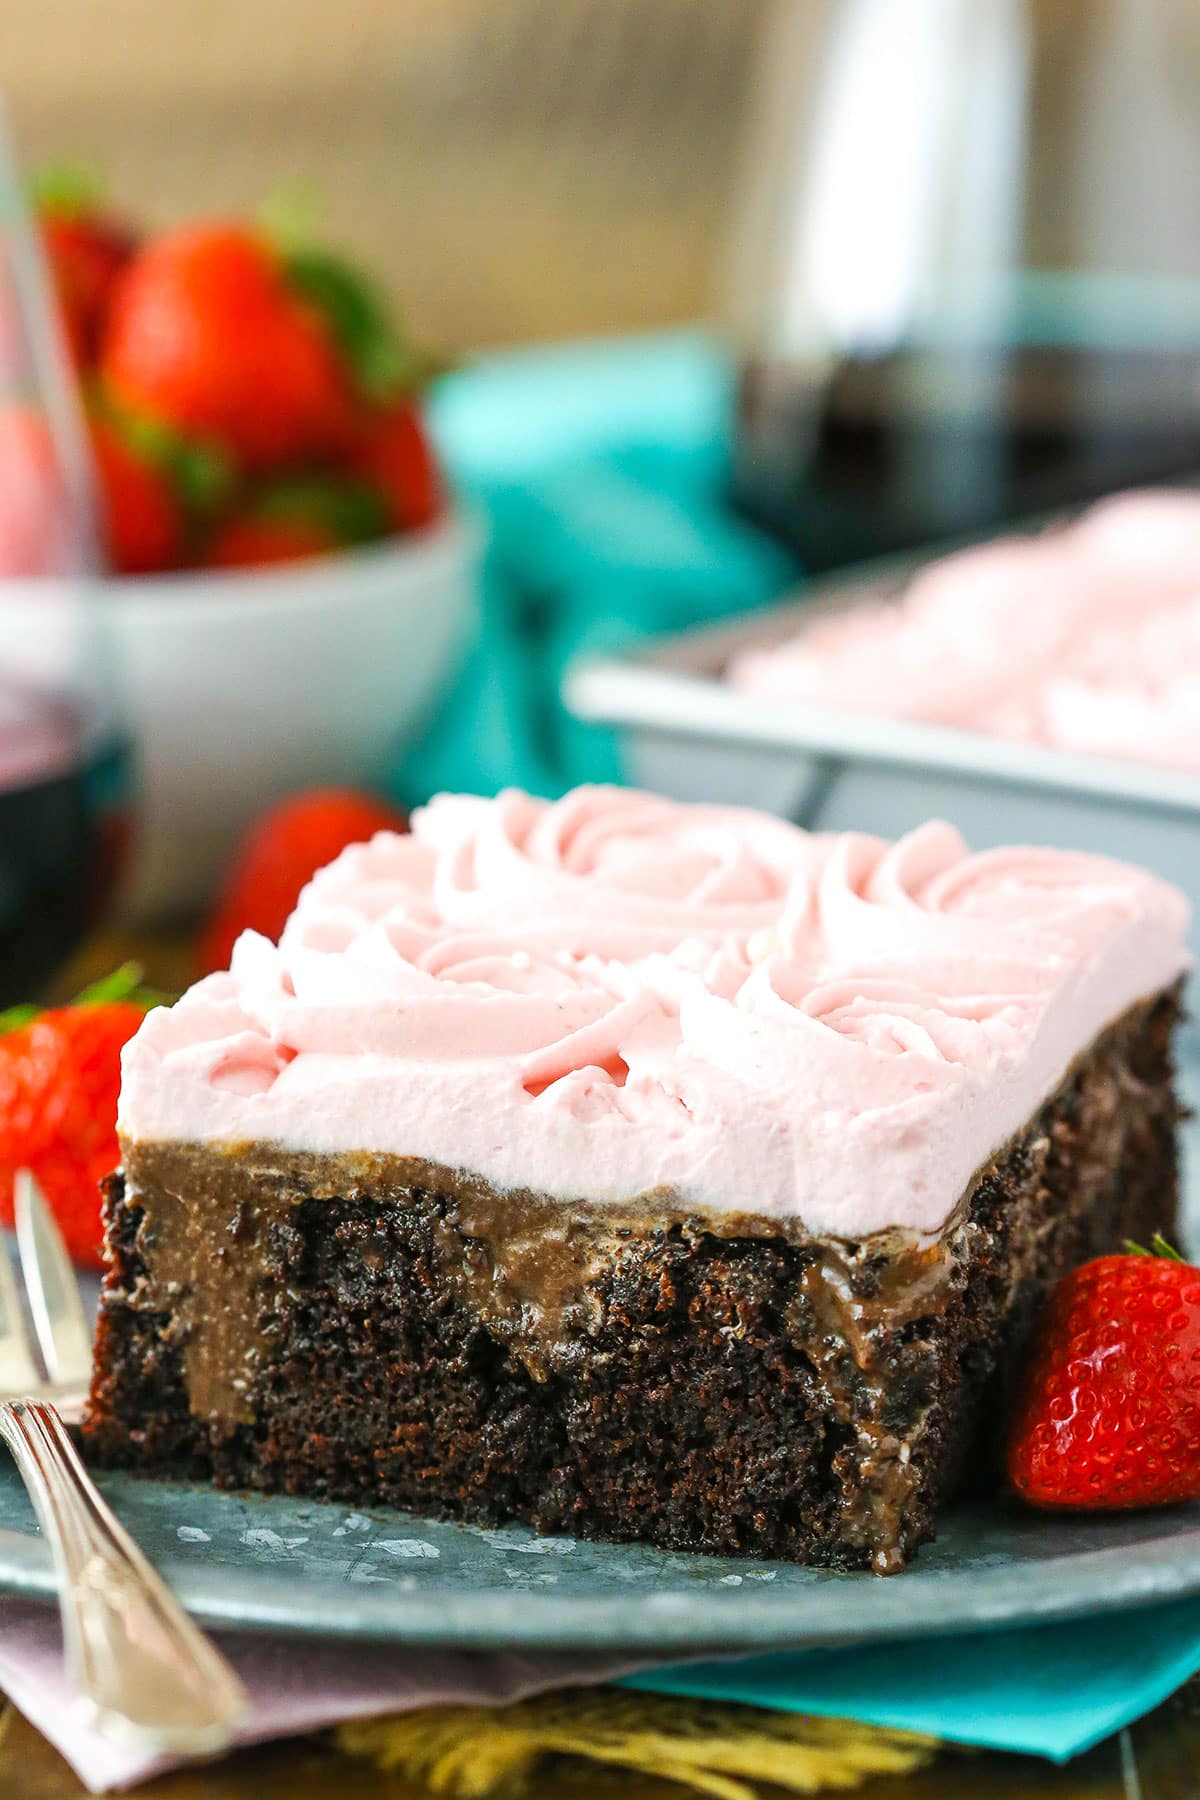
[107,511,482,918]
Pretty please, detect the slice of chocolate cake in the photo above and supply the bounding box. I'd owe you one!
[83,786,1191,1573]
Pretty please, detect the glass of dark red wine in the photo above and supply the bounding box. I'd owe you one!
[0,114,128,1005]
[729,0,1200,570]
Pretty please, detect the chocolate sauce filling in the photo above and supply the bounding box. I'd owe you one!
[119,1141,963,1429]
[89,986,1183,1572]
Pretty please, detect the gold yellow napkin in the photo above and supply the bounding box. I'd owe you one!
[338,1688,938,1798]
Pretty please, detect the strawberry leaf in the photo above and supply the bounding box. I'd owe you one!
[0,1004,39,1036]
[100,399,237,521]
[0,965,169,1040]
[1125,1234,1187,1261]
[33,161,103,218]
[283,248,419,402]
[258,178,323,254]
[172,441,237,518]
[252,476,389,546]
[73,962,144,1007]
[73,962,171,1012]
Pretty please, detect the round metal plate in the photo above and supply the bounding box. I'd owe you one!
[2,1466,1199,1652]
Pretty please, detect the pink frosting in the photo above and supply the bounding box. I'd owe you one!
[730,490,1200,772]
[119,786,1190,1238]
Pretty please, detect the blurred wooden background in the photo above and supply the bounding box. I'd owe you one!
[8,0,771,350]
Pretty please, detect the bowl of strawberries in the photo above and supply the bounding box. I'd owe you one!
[36,180,480,917]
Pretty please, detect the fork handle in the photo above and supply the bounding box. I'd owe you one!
[0,1400,247,1756]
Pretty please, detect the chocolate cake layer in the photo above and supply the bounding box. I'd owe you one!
[83,988,1183,1573]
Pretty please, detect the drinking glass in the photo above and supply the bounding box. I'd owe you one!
[0,106,128,1004]
[728,0,1200,568]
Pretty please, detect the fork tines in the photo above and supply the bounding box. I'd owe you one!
[0,1171,93,1405]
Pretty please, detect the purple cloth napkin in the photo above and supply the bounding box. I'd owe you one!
[0,1599,645,1792]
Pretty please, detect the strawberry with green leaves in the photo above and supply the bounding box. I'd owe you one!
[343,399,442,534]
[70,199,446,570]
[0,966,161,1268]
[100,224,361,473]
[1008,1237,1200,1510]
[273,246,445,533]
[98,225,432,479]
[204,514,340,570]
[89,414,184,574]
[204,474,388,569]
[36,167,137,369]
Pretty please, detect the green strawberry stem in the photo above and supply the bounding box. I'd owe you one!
[32,161,104,216]
[1125,1234,1187,1261]
[74,962,174,1012]
[73,962,147,1007]
[250,475,389,546]
[258,178,323,254]
[0,963,172,1036]
[282,246,427,402]
[97,393,236,521]
[0,1003,38,1034]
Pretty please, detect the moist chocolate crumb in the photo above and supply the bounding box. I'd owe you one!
[83,988,1183,1573]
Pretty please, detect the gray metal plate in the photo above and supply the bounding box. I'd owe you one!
[3,1468,1200,1652]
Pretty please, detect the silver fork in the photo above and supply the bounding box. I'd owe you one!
[0,1170,247,1756]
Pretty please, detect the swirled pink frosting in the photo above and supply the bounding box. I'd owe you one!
[119,786,1190,1237]
[730,490,1200,772]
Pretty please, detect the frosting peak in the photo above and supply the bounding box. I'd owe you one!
[119,786,1191,1236]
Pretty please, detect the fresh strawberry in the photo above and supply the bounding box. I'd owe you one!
[100,223,358,472]
[201,788,407,973]
[40,204,137,369]
[204,473,387,569]
[343,399,442,534]
[205,514,340,569]
[89,414,182,574]
[1007,1239,1200,1510]
[283,245,423,402]
[0,967,157,1268]
[278,245,445,529]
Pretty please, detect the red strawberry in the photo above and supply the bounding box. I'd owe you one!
[204,473,387,569]
[344,399,442,534]
[40,204,137,369]
[89,415,182,574]
[200,788,407,972]
[1007,1240,1200,1510]
[0,967,156,1268]
[100,223,358,472]
[206,515,340,569]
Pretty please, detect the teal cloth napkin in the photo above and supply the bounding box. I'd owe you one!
[395,331,796,804]
[626,1594,1200,1762]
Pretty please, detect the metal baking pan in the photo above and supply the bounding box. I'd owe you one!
[563,550,1200,958]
